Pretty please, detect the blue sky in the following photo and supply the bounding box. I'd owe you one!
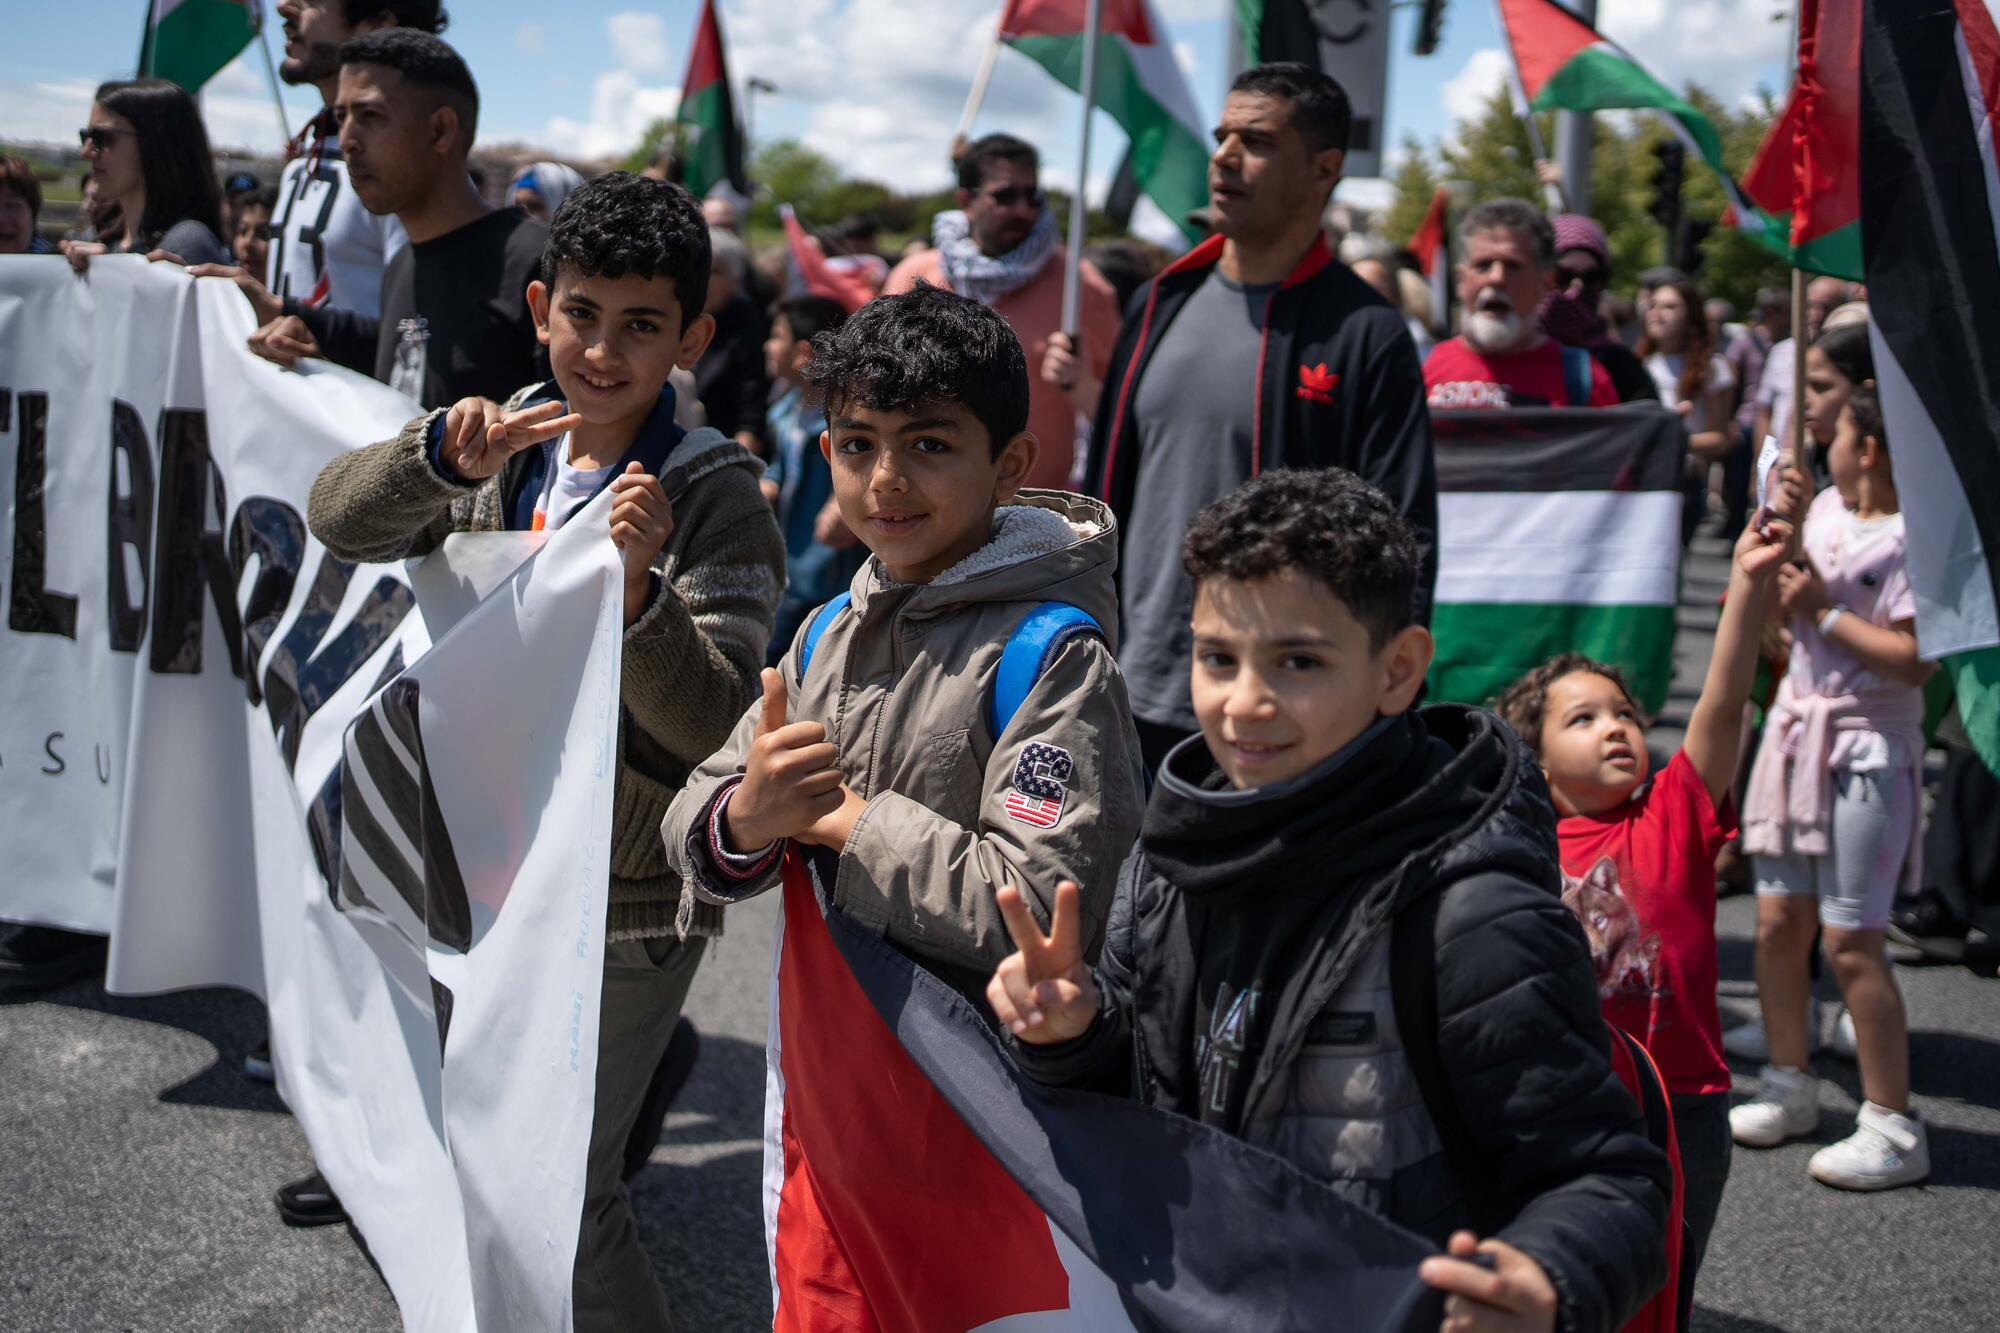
[3,0,1790,208]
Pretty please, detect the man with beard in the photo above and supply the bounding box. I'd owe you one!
[243,29,545,409]
[1424,198,1618,410]
[191,1,441,342]
[883,133,1119,489]
[1084,64,1435,772]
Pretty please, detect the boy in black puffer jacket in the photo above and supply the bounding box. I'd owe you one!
[991,469,1670,1333]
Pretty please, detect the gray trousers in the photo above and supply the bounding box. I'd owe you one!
[572,933,707,1333]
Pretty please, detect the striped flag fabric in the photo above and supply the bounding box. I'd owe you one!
[1495,0,1785,255]
[1427,407,1686,713]
[675,0,748,200]
[998,0,1211,244]
[763,847,1447,1332]
[137,0,259,93]
[1738,0,1866,279]
[1858,0,2000,774]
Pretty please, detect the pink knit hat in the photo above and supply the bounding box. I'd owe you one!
[1552,213,1610,267]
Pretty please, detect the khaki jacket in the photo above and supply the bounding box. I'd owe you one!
[663,491,1144,986]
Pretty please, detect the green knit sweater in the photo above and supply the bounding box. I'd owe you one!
[305,387,786,941]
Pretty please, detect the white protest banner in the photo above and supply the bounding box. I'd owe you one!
[1,255,619,1331]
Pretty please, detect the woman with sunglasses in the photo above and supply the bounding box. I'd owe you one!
[1540,213,1659,405]
[64,79,229,271]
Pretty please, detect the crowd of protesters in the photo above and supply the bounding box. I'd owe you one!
[4,16,1997,1333]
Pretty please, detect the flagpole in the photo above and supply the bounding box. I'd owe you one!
[1492,0,1564,211]
[955,29,1005,141]
[1061,0,1104,337]
[254,2,291,144]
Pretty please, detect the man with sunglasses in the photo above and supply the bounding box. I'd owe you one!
[882,132,1120,490]
[1541,213,1659,406]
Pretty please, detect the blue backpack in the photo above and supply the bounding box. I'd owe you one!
[795,592,1102,740]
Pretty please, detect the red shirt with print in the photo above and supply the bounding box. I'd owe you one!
[1423,336,1618,409]
[1556,750,1734,1097]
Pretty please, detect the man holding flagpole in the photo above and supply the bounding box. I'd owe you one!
[882,133,1120,491]
[1085,63,1436,772]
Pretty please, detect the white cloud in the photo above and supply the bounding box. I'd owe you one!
[1594,0,1789,104]
[606,11,673,76]
[1151,0,1226,20]
[1173,40,1198,82]
[516,22,546,57]
[0,78,98,149]
[543,70,681,160]
[1442,48,1512,128]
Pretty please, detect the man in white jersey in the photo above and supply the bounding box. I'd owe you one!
[191,0,442,337]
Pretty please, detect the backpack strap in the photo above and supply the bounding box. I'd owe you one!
[990,602,1104,740]
[1559,345,1596,408]
[795,591,853,683]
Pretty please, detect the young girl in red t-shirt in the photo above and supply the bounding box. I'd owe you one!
[1497,488,1800,1291]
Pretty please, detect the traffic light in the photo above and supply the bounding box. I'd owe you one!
[1648,139,1685,241]
[1415,0,1447,55]
[1678,217,1715,274]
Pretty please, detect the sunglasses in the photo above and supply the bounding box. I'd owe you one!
[1558,264,1609,291]
[79,126,138,151]
[979,185,1045,209]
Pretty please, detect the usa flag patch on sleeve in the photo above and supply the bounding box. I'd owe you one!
[1003,741,1074,829]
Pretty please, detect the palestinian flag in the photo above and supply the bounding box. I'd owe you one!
[999,0,1210,244]
[1428,407,1685,713]
[1739,0,1866,279]
[137,0,258,94]
[1408,186,1451,333]
[1495,0,1784,253]
[761,847,1445,1331]
[1859,0,2000,775]
[674,0,747,200]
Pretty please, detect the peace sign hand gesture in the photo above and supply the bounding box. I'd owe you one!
[988,880,1099,1045]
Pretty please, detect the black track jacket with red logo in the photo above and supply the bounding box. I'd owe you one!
[1084,233,1438,621]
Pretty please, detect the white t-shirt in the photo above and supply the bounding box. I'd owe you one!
[1644,352,1736,435]
[535,436,616,532]
[267,132,408,317]
[1756,338,1797,449]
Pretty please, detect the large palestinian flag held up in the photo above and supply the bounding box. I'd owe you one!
[1858,0,2000,776]
[138,0,258,93]
[1495,0,1784,254]
[1427,407,1685,713]
[675,0,748,199]
[762,847,1447,1331]
[999,0,1210,243]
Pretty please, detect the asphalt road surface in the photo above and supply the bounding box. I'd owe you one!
[5,535,1997,1332]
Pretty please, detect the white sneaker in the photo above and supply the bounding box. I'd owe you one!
[1809,1102,1930,1190]
[1829,1007,1858,1060]
[1730,1064,1821,1147]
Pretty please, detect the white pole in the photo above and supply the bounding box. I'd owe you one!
[255,5,291,143]
[1061,0,1104,336]
[955,32,1005,141]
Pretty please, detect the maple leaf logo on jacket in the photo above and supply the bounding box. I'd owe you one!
[1296,362,1339,405]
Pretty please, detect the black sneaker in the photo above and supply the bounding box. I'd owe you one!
[243,1038,275,1084]
[0,925,107,991]
[1887,891,1972,958]
[622,1018,702,1182]
[276,1170,347,1228]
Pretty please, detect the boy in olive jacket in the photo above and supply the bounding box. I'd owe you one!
[308,174,784,1331]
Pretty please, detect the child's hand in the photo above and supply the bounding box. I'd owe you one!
[812,495,861,550]
[1418,1231,1557,1333]
[1764,465,1810,526]
[1776,558,1831,621]
[246,314,321,367]
[796,785,868,851]
[725,669,844,851]
[988,880,1099,1044]
[1041,331,1082,391]
[445,398,581,482]
[610,463,675,620]
[1733,513,1795,583]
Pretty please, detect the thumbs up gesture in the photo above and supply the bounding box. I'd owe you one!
[444,397,583,482]
[988,880,1099,1044]
[723,668,845,852]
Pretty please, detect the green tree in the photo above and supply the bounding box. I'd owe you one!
[1382,135,1441,247]
[621,117,673,175]
[745,139,842,229]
